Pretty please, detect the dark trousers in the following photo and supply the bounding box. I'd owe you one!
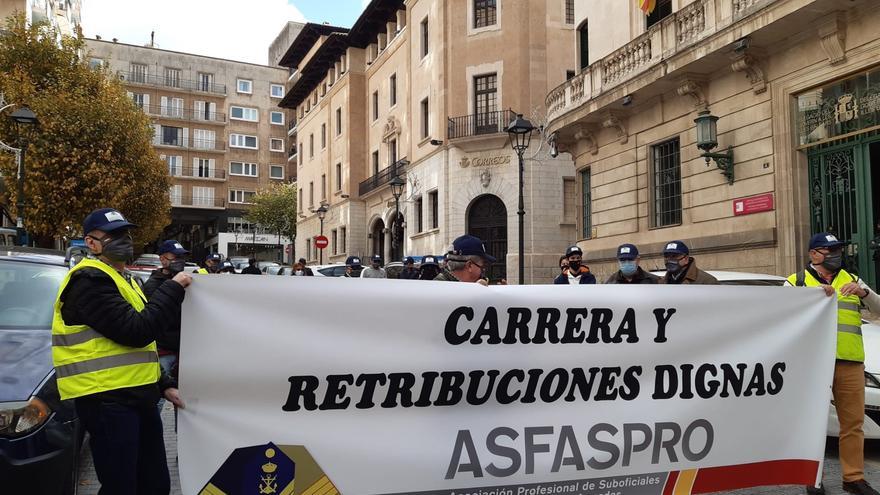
[75,399,171,495]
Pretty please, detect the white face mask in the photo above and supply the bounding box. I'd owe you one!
[295,270,304,276]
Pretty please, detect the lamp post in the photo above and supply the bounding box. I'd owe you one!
[389,175,405,262]
[694,109,734,184]
[506,113,535,285]
[0,101,38,246]
[316,204,328,264]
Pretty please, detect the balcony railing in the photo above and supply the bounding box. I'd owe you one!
[168,166,226,180]
[154,137,226,152]
[142,104,227,123]
[447,110,516,140]
[545,0,777,128]
[169,195,226,209]
[358,157,408,197]
[120,71,227,95]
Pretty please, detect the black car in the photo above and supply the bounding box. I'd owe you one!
[0,249,82,494]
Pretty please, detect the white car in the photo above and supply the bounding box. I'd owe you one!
[654,270,880,439]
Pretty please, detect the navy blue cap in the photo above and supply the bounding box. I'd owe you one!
[371,254,382,263]
[206,253,222,262]
[83,208,136,235]
[617,243,638,260]
[345,256,362,267]
[421,255,439,267]
[219,261,235,272]
[449,235,496,263]
[404,256,415,265]
[809,232,846,250]
[158,240,189,256]
[662,241,689,256]
[565,245,583,257]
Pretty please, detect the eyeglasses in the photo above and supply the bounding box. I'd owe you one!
[470,260,488,271]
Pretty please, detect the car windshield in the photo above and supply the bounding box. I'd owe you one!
[0,260,67,329]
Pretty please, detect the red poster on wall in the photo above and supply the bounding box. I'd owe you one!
[734,193,774,216]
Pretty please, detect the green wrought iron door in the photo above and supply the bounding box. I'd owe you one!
[808,137,877,288]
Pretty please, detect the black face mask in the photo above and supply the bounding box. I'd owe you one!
[168,259,187,274]
[97,234,134,263]
[568,261,581,271]
[821,253,843,272]
[665,260,684,275]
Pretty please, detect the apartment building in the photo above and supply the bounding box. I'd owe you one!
[545,0,880,287]
[0,0,81,35]
[277,0,576,283]
[86,39,291,260]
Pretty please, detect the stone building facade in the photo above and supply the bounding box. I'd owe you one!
[85,39,290,260]
[278,0,577,283]
[546,0,880,287]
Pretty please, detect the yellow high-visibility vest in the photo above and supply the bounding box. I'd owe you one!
[52,259,160,400]
[195,268,208,274]
[787,268,864,362]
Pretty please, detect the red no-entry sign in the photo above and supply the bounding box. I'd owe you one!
[315,235,329,249]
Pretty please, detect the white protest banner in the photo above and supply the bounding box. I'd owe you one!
[178,277,837,495]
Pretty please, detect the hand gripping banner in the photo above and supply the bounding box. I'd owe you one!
[178,277,837,495]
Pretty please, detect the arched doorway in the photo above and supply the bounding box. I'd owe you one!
[467,194,507,282]
[371,218,385,258]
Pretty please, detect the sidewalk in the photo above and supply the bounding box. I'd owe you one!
[76,406,879,495]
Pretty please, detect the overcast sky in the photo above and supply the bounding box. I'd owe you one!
[81,0,368,66]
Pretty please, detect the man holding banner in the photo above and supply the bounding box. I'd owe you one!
[788,233,880,495]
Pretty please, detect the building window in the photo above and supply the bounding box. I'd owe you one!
[340,227,346,253]
[131,93,147,109]
[389,138,397,165]
[566,70,576,80]
[578,20,589,70]
[230,106,258,122]
[230,162,258,177]
[474,73,498,133]
[230,134,258,149]
[414,196,423,233]
[390,73,397,107]
[129,63,147,83]
[309,134,314,158]
[321,174,326,200]
[306,238,311,260]
[420,98,429,139]
[420,17,429,57]
[332,229,338,255]
[270,111,284,125]
[161,126,183,146]
[229,190,255,204]
[372,151,379,176]
[164,68,181,88]
[651,137,682,228]
[298,143,303,165]
[237,79,253,94]
[198,72,214,92]
[336,108,342,136]
[165,155,182,176]
[646,0,672,28]
[270,138,285,152]
[372,91,379,121]
[270,165,284,180]
[309,182,314,207]
[580,169,592,239]
[335,163,342,190]
[271,84,284,98]
[89,57,105,70]
[474,0,497,28]
[196,158,215,178]
[321,124,326,148]
[192,186,216,207]
[428,190,438,229]
[565,0,575,24]
[299,188,303,211]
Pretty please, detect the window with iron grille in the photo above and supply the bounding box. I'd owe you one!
[580,168,592,239]
[565,0,575,24]
[474,0,497,28]
[651,138,682,228]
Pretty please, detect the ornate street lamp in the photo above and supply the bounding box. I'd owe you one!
[694,109,734,184]
[316,204,328,265]
[506,113,535,285]
[389,175,406,262]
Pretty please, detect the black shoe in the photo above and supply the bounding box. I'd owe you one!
[843,480,880,495]
[806,484,825,495]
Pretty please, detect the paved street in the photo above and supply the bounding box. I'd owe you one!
[75,405,880,495]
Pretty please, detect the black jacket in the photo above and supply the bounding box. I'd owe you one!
[241,265,262,275]
[142,268,181,352]
[553,267,596,284]
[604,267,660,284]
[399,268,420,280]
[59,266,185,407]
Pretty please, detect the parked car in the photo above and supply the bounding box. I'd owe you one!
[0,227,16,246]
[0,248,82,494]
[311,263,360,278]
[228,257,250,274]
[652,269,880,439]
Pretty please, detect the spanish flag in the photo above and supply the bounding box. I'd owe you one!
[639,0,656,14]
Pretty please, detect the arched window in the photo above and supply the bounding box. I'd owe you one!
[577,20,589,70]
